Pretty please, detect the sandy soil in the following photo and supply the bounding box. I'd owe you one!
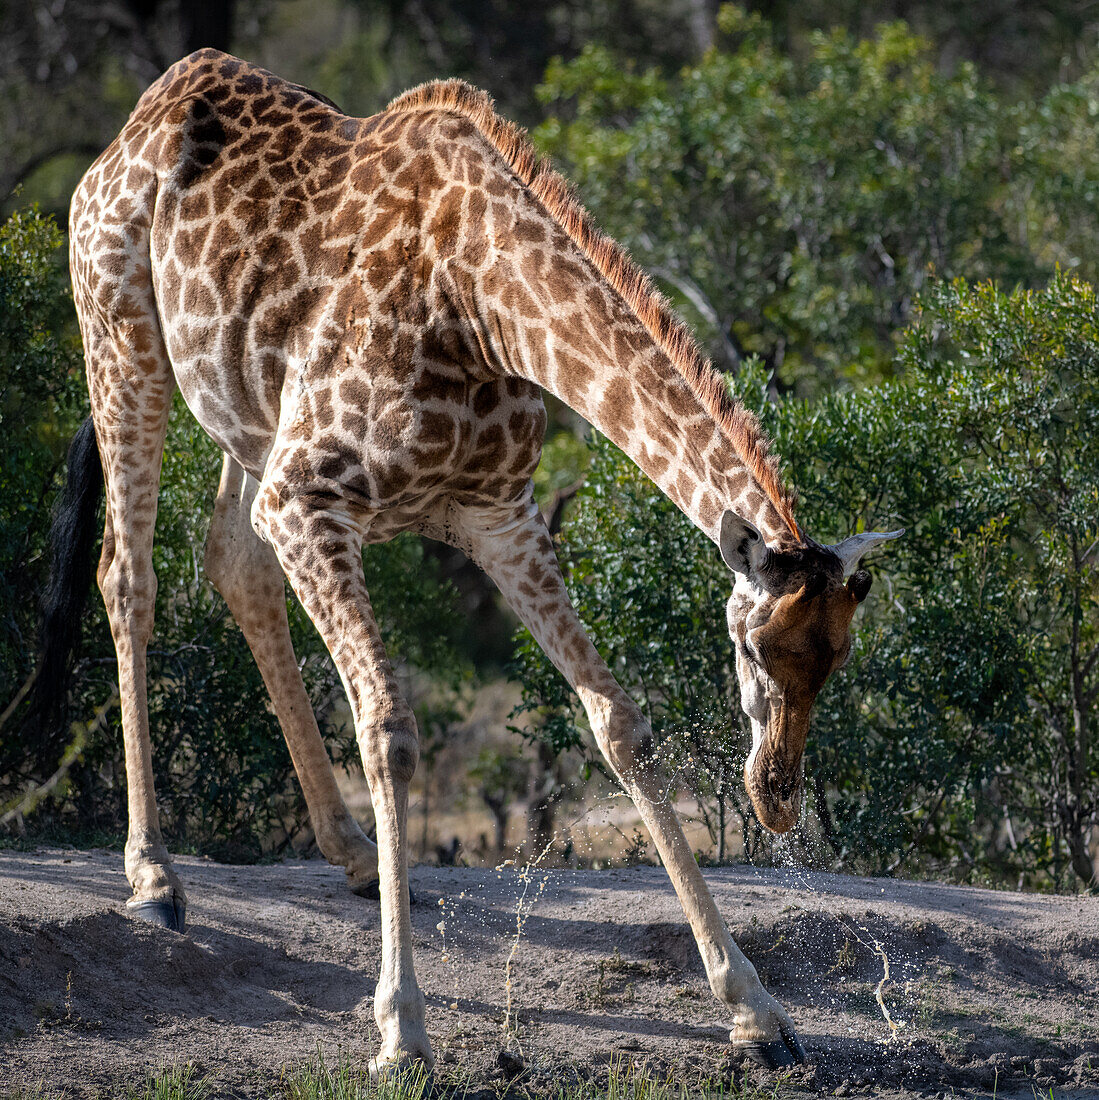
[0,848,1097,1098]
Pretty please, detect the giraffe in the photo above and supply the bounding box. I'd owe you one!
[63,49,902,1072]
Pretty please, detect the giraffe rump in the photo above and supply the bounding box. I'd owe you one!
[387,79,800,540]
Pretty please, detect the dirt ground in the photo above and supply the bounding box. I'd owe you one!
[0,848,1097,1099]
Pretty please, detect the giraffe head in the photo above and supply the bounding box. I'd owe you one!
[719,512,903,834]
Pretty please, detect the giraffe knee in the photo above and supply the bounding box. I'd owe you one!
[98,555,157,644]
[596,701,655,780]
[361,714,420,786]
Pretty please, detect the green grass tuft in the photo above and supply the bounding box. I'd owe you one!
[275,1054,434,1100]
[128,1065,211,1100]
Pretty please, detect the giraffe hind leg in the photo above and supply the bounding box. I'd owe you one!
[204,455,380,894]
[82,322,186,931]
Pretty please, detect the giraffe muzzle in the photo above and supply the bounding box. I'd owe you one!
[746,765,804,834]
[744,703,808,834]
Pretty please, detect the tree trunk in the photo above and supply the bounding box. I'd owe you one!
[1066,822,1097,888]
[525,739,557,856]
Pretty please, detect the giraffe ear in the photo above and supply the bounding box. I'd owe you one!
[827,529,905,576]
[719,511,771,575]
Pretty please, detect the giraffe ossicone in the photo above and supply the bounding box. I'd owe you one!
[62,48,903,1073]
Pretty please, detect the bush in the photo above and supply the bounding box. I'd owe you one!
[534,9,1037,394]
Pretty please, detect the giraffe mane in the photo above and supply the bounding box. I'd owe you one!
[386,79,800,541]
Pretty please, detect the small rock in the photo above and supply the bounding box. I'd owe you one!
[496,1049,524,1079]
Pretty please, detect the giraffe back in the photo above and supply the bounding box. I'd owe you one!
[69,49,546,525]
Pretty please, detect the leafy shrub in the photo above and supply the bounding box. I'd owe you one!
[534,9,1037,394]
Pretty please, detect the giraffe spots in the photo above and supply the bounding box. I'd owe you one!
[466,423,508,472]
[499,281,542,321]
[220,95,247,119]
[513,217,546,244]
[599,377,637,434]
[520,248,547,284]
[302,134,343,163]
[549,315,599,359]
[725,469,749,497]
[394,153,444,196]
[172,217,211,265]
[555,350,595,395]
[339,378,370,408]
[398,358,456,400]
[312,388,336,431]
[362,203,402,250]
[429,186,465,259]
[182,278,217,315]
[235,71,265,96]
[179,189,210,221]
[460,231,488,268]
[374,404,415,449]
[419,410,458,448]
[418,324,466,369]
[472,385,500,416]
[665,380,701,418]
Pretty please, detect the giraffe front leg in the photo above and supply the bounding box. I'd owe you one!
[456,497,806,1068]
[602,703,806,1065]
[254,485,432,1073]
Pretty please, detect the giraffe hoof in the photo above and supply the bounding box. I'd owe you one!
[368,1052,434,1082]
[733,1023,807,1068]
[350,878,417,905]
[129,897,186,933]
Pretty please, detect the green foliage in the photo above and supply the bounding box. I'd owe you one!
[0,208,85,784]
[534,11,1042,393]
[128,1064,211,1100]
[1012,64,1099,285]
[0,210,467,856]
[514,274,1099,887]
[278,1052,434,1100]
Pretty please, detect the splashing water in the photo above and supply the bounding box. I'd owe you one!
[499,840,554,1054]
[769,829,910,1045]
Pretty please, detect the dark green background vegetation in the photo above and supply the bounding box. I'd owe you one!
[1,1,1096,888]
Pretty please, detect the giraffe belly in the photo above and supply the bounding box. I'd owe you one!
[159,334,284,478]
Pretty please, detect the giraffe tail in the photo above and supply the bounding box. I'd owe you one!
[25,417,103,753]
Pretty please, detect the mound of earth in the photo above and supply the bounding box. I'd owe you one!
[0,849,1096,1098]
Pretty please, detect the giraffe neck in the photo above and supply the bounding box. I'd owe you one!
[381,85,800,547]
[549,335,793,546]
[460,262,796,546]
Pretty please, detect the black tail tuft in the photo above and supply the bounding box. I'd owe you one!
[26,417,104,751]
